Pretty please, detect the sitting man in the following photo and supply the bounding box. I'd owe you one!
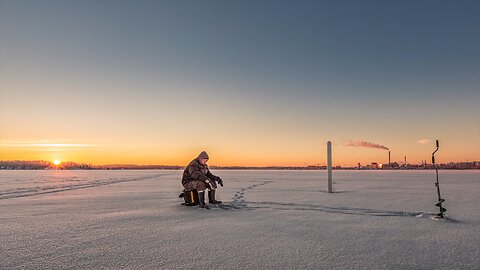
[182,151,223,209]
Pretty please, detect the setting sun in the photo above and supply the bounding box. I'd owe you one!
[53,160,61,165]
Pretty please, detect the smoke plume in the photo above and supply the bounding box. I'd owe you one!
[346,140,389,151]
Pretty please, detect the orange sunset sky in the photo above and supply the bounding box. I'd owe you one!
[1,1,479,167]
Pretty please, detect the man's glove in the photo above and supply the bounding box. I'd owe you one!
[216,176,224,187]
[205,178,217,190]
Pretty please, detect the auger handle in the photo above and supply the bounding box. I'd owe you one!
[432,140,439,164]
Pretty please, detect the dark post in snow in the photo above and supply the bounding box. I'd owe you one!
[327,141,333,193]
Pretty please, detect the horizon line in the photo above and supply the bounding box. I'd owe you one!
[1,159,479,168]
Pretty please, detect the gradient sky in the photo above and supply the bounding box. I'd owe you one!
[1,0,479,166]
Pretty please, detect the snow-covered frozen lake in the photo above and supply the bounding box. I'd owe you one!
[1,170,479,269]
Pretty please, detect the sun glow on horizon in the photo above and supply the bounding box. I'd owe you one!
[53,160,61,165]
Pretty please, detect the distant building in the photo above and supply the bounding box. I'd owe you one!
[382,162,400,169]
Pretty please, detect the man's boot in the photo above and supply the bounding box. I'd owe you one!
[198,191,210,209]
[208,190,222,204]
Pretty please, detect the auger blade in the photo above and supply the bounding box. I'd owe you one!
[435,200,445,207]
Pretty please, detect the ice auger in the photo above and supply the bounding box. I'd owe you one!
[432,140,446,218]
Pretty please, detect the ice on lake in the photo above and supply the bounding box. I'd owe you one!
[1,170,479,269]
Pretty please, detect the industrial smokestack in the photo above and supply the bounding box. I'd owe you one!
[388,151,391,164]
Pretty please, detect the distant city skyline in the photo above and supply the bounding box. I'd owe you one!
[1,0,479,166]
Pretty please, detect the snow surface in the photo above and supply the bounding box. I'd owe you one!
[0,170,479,269]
